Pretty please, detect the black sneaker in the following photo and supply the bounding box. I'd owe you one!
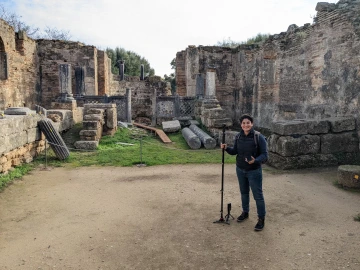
[254,218,265,231]
[237,212,249,222]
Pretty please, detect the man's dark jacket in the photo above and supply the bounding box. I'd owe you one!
[225,128,268,171]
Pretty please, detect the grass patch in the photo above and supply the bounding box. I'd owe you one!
[0,126,234,190]
[66,127,236,167]
[354,214,360,222]
[0,164,34,191]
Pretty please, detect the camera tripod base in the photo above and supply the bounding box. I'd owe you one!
[213,203,234,225]
[213,217,230,225]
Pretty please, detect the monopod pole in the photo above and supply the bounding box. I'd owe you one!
[214,125,229,224]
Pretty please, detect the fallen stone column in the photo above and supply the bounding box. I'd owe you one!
[181,127,201,149]
[189,124,216,149]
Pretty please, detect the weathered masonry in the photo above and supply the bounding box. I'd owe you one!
[176,0,360,129]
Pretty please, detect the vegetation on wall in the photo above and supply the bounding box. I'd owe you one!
[163,58,176,94]
[217,33,270,48]
[105,47,155,77]
[0,4,71,40]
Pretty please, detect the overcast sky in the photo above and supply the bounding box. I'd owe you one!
[3,0,337,77]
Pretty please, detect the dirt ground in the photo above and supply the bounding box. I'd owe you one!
[0,164,359,270]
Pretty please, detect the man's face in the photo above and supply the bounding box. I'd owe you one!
[241,118,253,133]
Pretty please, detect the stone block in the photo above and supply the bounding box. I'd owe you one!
[9,131,27,150]
[84,103,116,115]
[22,153,33,163]
[24,114,41,129]
[11,158,21,166]
[275,135,320,156]
[327,117,355,133]
[84,114,104,122]
[203,118,232,128]
[162,120,181,133]
[1,161,12,173]
[79,130,98,137]
[4,116,25,135]
[272,119,329,135]
[0,135,7,155]
[0,155,7,164]
[337,165,360,189]
[187,119,200,126]
[17,146,27,157]
[0,118,11,135]
[106,108,117,129]
[27,128,39,143]
[74,141,99,150]
[80,135,98,141]
[202,108,228,119]
[47,114,61,122]
[86,108,105,115]
[83,121,101,130]
[50,100,77,111]
[321,132,359,154]
[4,107,35,115]
[268,152,338,170]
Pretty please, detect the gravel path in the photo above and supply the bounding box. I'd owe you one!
[0,164,359,270]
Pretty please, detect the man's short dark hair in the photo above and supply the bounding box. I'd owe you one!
[240,114,253,123]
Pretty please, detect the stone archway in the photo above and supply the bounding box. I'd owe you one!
[0,37,8,80]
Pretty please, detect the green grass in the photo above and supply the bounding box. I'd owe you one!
[66,127,236,167]
[0,126,236,189]
[354,214,360,222]
[0,164,34,190]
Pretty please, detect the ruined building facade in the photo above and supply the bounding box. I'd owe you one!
[176,0,360,129]
[0,18,168,113]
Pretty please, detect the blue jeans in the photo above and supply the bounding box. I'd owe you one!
[236,166,266,218]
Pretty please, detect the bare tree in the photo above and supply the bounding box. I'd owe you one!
[41,26,72,41]
[0,4,39,37]
[0,5,72,41]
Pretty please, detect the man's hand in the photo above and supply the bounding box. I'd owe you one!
[245,156,255,164]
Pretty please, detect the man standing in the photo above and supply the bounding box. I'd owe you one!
[220,114,268,231]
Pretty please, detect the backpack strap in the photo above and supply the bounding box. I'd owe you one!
[254,130,260,156]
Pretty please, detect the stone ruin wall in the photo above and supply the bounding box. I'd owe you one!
[36,40,101,107]
[97,50,111,97]
[176,0,360,129]
[110,75,169,122]
[0,114,45,174]
[0,19,40,110]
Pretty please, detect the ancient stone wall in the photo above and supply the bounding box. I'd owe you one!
[109,75,168,120]
[268,117,360,169]
[0,19,40,110]
[97,50,111,96]
[36,40,99,107]
[0,114,45,173]
[176,0,360,129]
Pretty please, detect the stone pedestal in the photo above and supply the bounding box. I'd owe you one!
[338,165,360,189]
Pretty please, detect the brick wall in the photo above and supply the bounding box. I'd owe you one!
[109,75,168,118]
[36,40,99,107]
[0,19,40,110]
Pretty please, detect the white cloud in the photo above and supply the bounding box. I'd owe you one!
[8,0,336,76]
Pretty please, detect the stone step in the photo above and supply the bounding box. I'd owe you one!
[74,140,99,150]
[83,120,102,130]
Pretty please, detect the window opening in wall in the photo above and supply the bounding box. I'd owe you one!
[0,37,8,80]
